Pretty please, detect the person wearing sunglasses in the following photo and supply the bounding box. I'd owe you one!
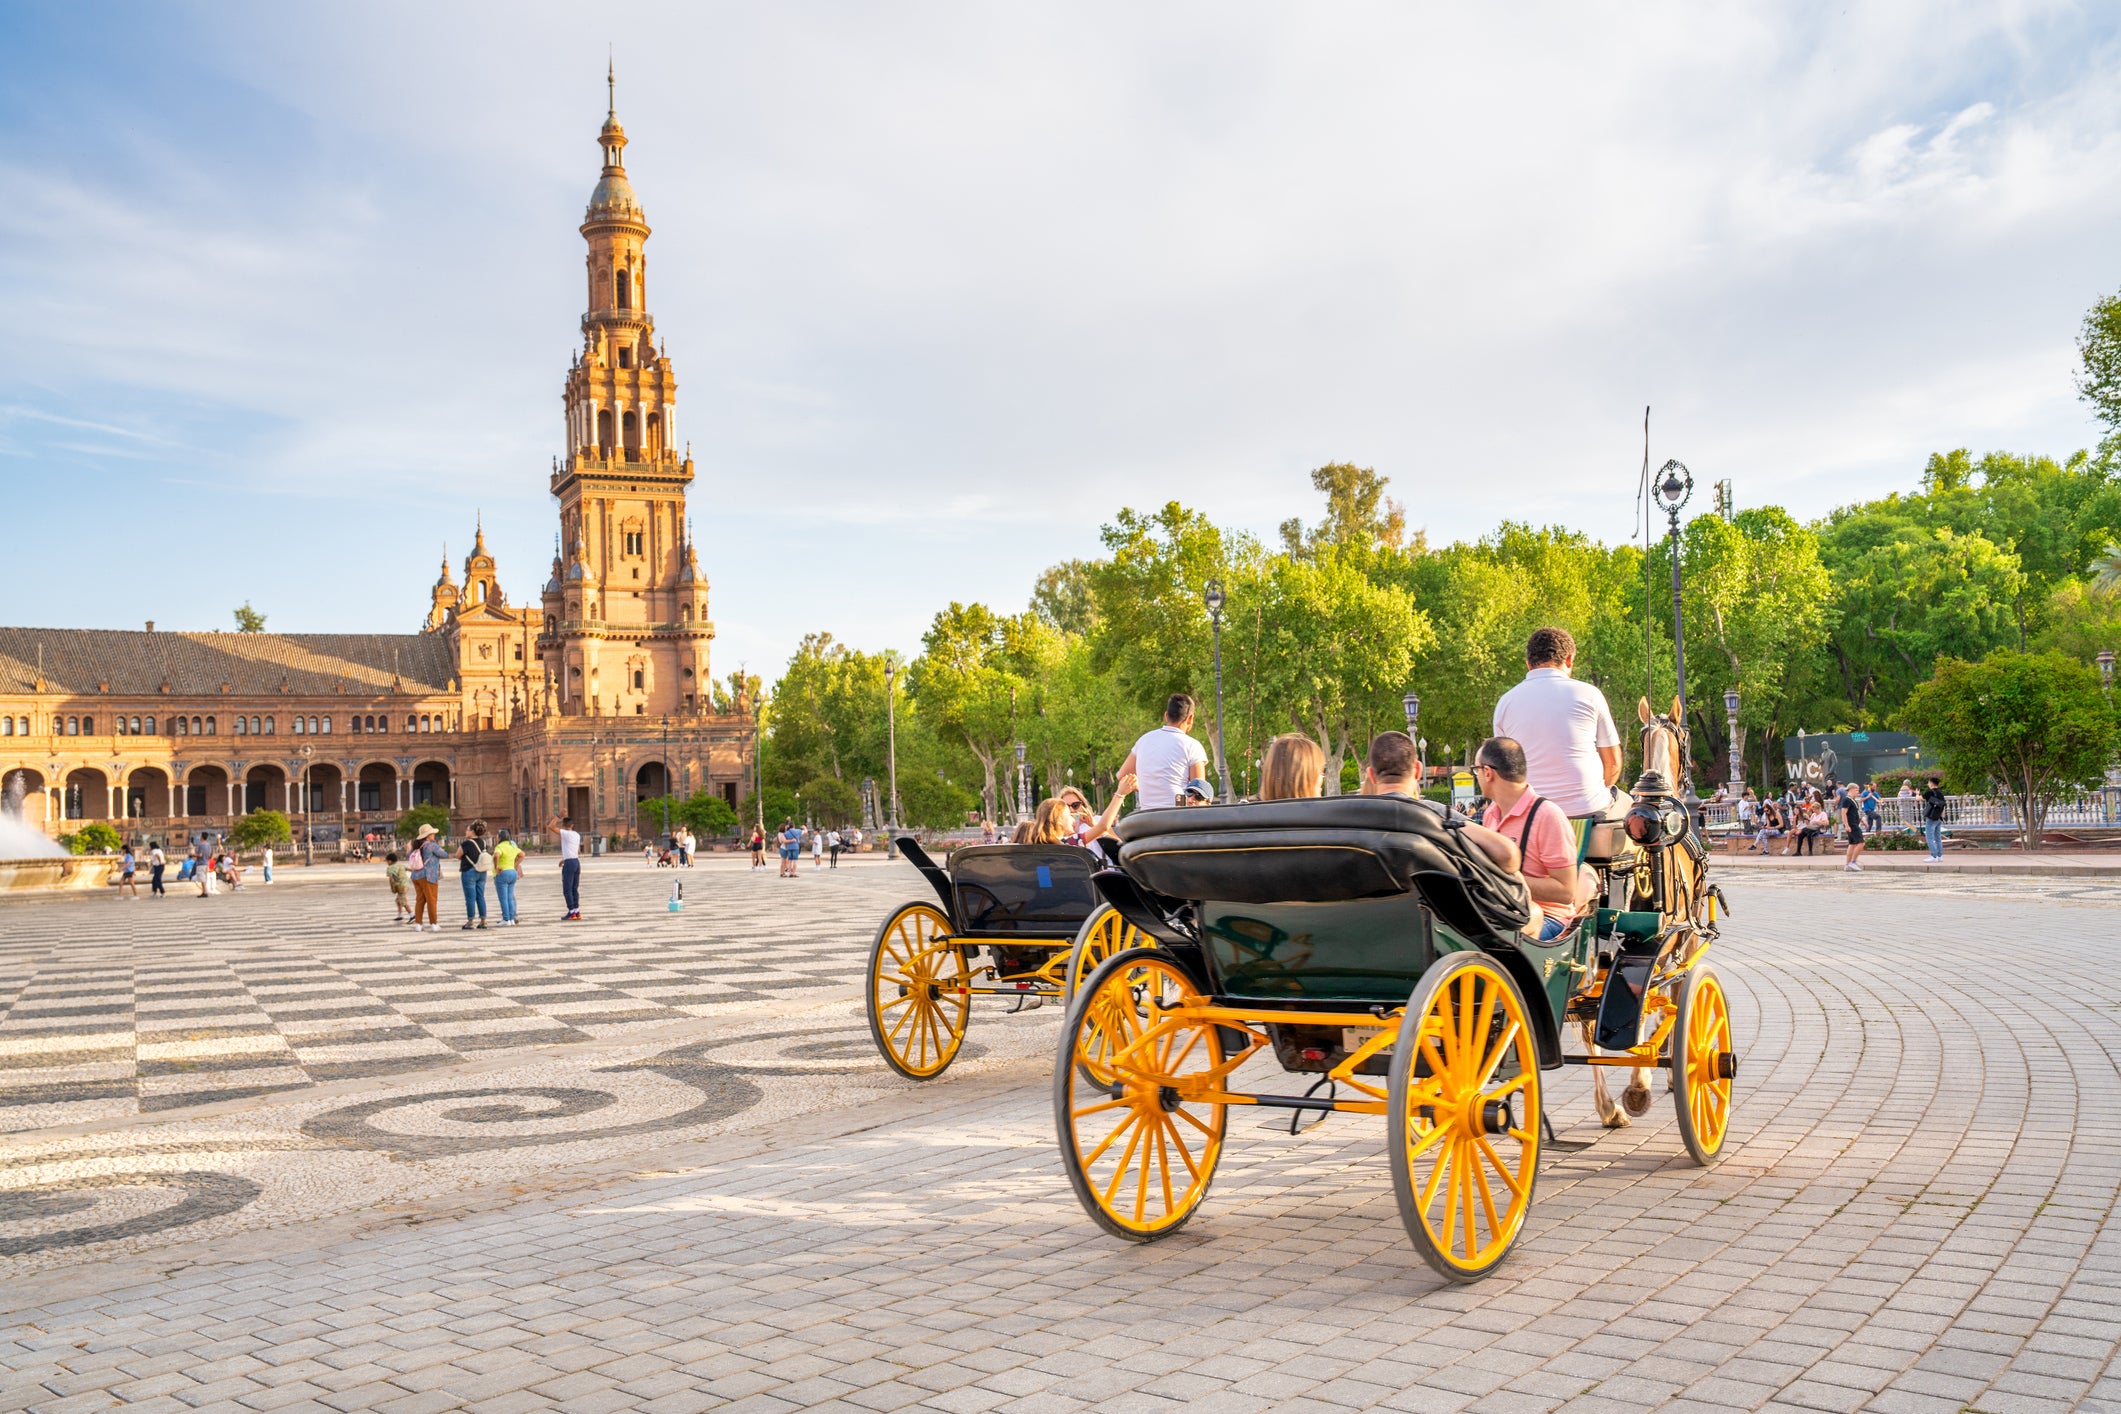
[1056,771,1137,846]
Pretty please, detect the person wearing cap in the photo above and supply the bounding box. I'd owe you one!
[1178,777,1216,806]
[408,822,444,931]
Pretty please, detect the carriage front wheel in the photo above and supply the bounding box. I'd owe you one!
[1387,951,1543,1282]
[1053,948,1226,1242]
[1670,963,1735,1165]
[866,901,971,1081]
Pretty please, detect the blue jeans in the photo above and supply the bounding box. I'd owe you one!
[1536,913,1567,942]
[263,863,273,882]
[494,869,518,922]
[1924,819,1943,858]
[561,858,581,912]
[461,869,487,922]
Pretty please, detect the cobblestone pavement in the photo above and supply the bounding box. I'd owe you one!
[2,866,2119,1412]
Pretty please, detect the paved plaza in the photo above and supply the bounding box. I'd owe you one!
[1,859,2118,1412]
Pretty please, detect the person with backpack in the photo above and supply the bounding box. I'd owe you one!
[459,819,492,929]
[408,823,443,929]
[1472,736,1595,942]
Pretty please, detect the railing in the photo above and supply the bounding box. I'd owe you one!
[1701,791,2121,832]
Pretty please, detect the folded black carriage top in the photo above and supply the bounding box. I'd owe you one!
[1110,793,1534,941]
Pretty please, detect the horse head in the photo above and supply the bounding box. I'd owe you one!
[1634,696,1687,798]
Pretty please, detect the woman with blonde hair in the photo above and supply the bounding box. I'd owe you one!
[1259,733,1326,801]
[1028,796,1081,845]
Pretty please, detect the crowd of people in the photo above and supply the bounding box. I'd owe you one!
[109,834,273,900]
[1715,773,1950,867]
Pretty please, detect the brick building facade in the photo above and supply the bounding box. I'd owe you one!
[0,82,754,853]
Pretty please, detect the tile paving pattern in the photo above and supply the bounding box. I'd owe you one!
[0,866,881,1127]
[0,868,2118,1411]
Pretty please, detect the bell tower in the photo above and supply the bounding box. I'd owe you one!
[542,68,715,718]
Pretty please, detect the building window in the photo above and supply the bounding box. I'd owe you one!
[1,717,10,736]
[66,716,78,735]
[264,716,274,735]
[206,717,216,735]
[145,716,155,735]
[321,716,331,734]
[116,717,126,736]
[623,530,644,556]
[616,267,630,310]
[618,346,632,368]
[293,716,304,735]
[83,716,93,734]
[176,717,188,737]
[513,643,523,662]
[632,669,644,690]
[234,716,246,736]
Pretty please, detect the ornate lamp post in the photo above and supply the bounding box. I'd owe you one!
[1654,459,1695,795]
[1204,579,1231,801]
[884,659,900,836]
[2098,650,2119,819]
[299,744,315,867]
[1723,687,1742,796]
[1402,693,1420,778]
[1013,740,1029,826]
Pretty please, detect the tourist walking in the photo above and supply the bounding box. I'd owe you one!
[1840,787,1866,871]
[827,828,841,868]
[812,827,825,870]
[1120,694,1209,811]
[492,829,521,925]
[1921,776,1948,862]
[148,840,165,898]
[261,845,273,884]
[550,815,583,920]
[385,851,411,922]
[748,825,765,870]
[408,823,443,930]
[459,820,491,929]
[118,845,138,899]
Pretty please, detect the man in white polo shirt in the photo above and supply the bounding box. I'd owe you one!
[1492,627,1622,819]
[1121,694,1209,811]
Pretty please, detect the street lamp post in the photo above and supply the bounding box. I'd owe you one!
[1013,741,1028,826]
[884,660,900,837]
[1204,579,1231,802]
[1402,693,1420,780]
[1723,687,1742,796]
[2098,650,2119,820]
[298,745,314,867]
[1654,459,1695,795]
[660,714,671,846]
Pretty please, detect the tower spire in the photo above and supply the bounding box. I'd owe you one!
[607,51,615,121]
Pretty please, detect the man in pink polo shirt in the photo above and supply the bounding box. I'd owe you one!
[1474,736,1595,942]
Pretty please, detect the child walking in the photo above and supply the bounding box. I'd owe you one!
[385,851,412,922]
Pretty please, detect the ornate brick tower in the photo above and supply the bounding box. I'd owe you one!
[541,68,715,718]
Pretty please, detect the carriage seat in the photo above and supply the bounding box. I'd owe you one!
[947,844,1102,937]
[1112,795,1533,941]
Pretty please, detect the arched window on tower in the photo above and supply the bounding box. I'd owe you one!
[646,412,660,455]
[622,411,639,461]
[597,409,613,456]
[615,267,630,310]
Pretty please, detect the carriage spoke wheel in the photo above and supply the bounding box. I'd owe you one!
[1671,963,1734,1164]
[1063,905,1148,1007]
[866,902,971,1081]
[1054,948,1224,1242]
[1388,951,1542,1282]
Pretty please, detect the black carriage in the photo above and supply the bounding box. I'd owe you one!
[1054,790,1736,1280]
[864,840,1147,1080]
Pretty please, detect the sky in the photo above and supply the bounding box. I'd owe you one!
[2,1,2119,678]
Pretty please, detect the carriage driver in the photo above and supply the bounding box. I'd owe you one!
[1493,626,1628,825]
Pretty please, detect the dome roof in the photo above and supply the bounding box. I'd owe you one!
[587,169,641,221]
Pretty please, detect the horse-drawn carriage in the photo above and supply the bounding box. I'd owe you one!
[863,840,1145,1079]
[864,706,1737,1281]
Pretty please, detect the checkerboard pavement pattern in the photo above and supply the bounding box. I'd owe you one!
[0,863,901,1128]
[3,871,2119,1412]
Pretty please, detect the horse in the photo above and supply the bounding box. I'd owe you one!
[1581,695,1709,1128]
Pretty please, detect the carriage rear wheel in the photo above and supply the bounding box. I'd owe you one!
[1054,948,1225,1242]
[1671,963,1734,1165]
[1388,951,1543,1282]
[866,902,971,1081]
[1063,905,1148,1007]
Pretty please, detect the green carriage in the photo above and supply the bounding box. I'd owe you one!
[1054,792,1736,1280]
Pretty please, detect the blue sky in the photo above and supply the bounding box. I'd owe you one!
[3,1,2119,678]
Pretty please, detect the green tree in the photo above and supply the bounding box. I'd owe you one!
[1894,650,2118,850]
[229,809,292,852]
[2091,542,2121,597]
[64,821,123,855]
[394,803,450,840]
[233,602,266,633]
[908,602,1048,822]
[798,774,862,827]
[649,792,738,840]
[2077,289,2121,431]
[1030,560,1097,637]
[1278,462,1414,558]
[1086,501,1258,717]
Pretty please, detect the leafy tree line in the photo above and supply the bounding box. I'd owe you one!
[745,293,2121,827]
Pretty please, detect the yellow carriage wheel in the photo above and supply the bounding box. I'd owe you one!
[1053,948,1225,1242]
[1387,951,1543,1283]
[1063,905,1147,1007]
[1671,963,1735,1165]
[866,902,972,1081]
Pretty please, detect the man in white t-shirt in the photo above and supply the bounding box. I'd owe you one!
[1492,627,1623,819]
[1121,694,1210,811]
[549,815,583,921]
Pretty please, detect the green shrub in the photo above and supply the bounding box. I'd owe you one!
[64,822,124,855]
[229,809,292,852]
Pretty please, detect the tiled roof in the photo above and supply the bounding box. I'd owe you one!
[0,629,457,698]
